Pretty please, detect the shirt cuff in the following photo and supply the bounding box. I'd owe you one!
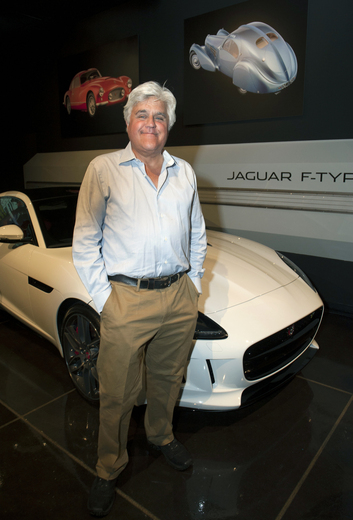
[93,285,112,314]
[188,274,202,294]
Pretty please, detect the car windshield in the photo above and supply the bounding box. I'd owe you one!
[80,70,101,84]
[0,196,37,245]
[31,190,79,248]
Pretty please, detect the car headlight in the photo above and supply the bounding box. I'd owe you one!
[99,88,104,98]
[194,311,228,340]
[276,252,317,292]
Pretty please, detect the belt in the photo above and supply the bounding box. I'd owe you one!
[108,271,186,290]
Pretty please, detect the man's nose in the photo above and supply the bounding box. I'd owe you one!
[146,115,156,126]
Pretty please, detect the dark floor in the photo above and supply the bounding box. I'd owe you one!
[0,310,352,520]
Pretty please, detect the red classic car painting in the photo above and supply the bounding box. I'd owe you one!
[63,68,132,117]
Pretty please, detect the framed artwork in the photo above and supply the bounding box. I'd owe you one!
[59,36,139,137]
[184,0,308,125]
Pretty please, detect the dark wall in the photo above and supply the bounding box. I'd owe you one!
[2,0,353,192]
[280,252,353,316]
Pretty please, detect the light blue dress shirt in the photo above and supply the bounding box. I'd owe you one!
[72,143,207,312]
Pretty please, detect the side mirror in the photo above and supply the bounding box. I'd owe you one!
[0,224,24,243]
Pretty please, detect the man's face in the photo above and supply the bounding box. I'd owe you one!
[127,97,169,158]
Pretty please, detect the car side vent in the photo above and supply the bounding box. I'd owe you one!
[206,359,215,385]
[28,277,54,294]
[243,307,323,381]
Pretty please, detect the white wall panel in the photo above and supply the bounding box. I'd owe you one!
[23,139,353,261]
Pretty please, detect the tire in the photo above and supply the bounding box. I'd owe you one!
[87,92,96,117]
[66,97,71,115]
[61,303,100,403]
[189,51,201,70]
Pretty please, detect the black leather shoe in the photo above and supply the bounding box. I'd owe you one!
[88,476,117,517]
[149,439,193,471]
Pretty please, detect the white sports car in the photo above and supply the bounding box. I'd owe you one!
[0,187,323,410]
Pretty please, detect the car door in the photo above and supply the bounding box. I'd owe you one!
[0,195,36,323]
[70,75,84,107]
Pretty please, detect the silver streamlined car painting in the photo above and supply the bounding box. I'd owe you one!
[189,22,298,94]
[0,188,323,410]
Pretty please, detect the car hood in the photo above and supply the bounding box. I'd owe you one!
[200,230,299,314]
[88,77,123,89]
[33,237,299,317]
[206,34,226,49]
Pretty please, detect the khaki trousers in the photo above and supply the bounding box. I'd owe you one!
[96,273,199,480]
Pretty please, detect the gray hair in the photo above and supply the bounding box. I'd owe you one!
[123,81,176,131]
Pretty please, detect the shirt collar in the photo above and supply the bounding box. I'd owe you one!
[119,141,177,169]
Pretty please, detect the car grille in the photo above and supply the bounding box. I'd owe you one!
[243,307,323,381]
[109,88,125,101]
[206,43,217,58]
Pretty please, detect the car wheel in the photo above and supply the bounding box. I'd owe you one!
[87,92,96,116]
[66,97,71,115]
[61,303,100,403]
[189,51,201,70]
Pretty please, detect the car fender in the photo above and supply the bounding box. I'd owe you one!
[190,44,216,72]
[232,62,269,93]
[118,75,131,86]
[86,87,99,99]
[28,247,92,303]
[217,28,229,37]
[27,247,94,350]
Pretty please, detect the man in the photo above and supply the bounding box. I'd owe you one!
[72,81,207,517]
